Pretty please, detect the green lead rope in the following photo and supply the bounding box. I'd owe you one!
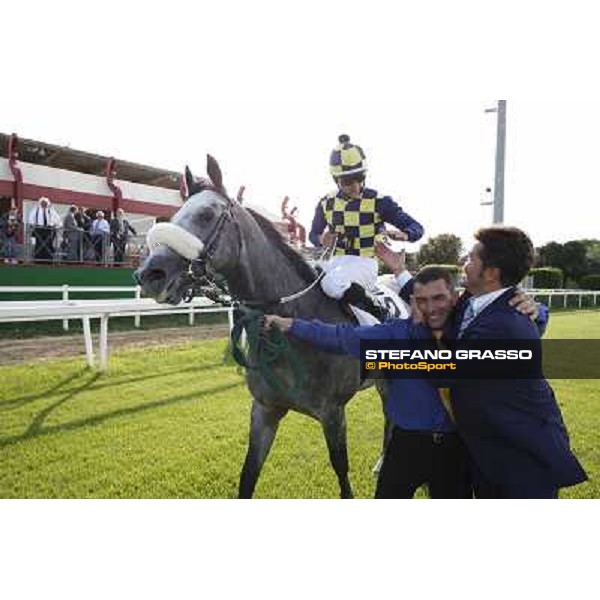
[228,306,307,399]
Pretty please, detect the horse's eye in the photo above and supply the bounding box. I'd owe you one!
[197,209,215,224]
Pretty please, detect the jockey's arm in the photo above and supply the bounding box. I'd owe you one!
[377,196,424,242]
[308,203,327,247]
[264,316,411,359]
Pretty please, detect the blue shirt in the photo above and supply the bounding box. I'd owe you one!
[290,317,455,432]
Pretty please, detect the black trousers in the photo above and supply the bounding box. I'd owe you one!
[376,427,473,499]
[33,227,54,260]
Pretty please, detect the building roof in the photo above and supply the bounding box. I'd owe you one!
[1,132,181,190]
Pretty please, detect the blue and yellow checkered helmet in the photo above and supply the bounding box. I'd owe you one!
[329,134,367,178]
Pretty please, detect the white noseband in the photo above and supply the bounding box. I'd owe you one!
[146,222,205,261]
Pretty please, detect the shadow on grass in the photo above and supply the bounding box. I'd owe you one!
[0,370,85,410]
[24,373,101,439]
[0,380,245,449]
[0,361,230,410]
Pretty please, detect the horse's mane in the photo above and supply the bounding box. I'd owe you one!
[246,208,316,284]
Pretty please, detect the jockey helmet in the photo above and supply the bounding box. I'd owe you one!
[329,134,367,179]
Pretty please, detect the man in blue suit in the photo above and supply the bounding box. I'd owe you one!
[441,227,587,498]
[266,266,473,498]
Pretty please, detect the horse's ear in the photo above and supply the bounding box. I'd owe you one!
[206,154,224,192]
[184,165,195,196]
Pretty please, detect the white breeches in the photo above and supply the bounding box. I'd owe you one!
[317,255,379,299]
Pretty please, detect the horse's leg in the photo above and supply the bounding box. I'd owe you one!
[239,400,287,499]
[321,407,353,499]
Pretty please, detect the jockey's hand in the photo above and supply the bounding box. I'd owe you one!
[263,315,294,333]
[509,290,539,320]
[386,230,409,241]
[375,242,406,276]
[320,231,337,247]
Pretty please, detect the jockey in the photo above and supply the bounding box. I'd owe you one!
[309,134,424,320]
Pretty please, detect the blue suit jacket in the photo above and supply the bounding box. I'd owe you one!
[449,289,587,490]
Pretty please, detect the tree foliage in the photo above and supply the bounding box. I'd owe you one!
[536,239,599,283]
[418,234,462,267]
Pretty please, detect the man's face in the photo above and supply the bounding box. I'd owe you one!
[463,242,486,295]
[413,279,457,330]
[336,174,364,199]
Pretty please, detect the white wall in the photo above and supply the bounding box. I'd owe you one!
[0,158,181,207]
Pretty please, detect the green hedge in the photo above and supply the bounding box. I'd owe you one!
[530,267,563,288]
[580,274,600,290]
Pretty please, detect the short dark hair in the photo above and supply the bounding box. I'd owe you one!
[475,226,534,286]
[414,266,456,290]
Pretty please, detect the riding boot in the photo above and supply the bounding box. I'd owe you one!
[342,282,387,321]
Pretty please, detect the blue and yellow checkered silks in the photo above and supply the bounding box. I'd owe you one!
[329,134,367,178]
[320,188,384,257]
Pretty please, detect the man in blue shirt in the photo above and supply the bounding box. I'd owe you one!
[265,265,475,498]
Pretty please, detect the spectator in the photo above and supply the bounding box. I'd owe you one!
[76,207,93,261]
[110,208,137,264]
[2,208,20,263]
[91,210,110,263]
[27,197,60,261]
[62,205,81,261]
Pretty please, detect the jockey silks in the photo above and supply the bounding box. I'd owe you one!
[314,187,424,257]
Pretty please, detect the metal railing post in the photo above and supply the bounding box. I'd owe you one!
[99,314,109,371]
[62,284,69,331]
[134,286,141,328]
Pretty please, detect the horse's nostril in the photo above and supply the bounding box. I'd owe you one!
[135,267,166,289]
[145,268,166,284]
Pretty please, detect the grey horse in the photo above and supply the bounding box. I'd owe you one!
[134,155,390,498]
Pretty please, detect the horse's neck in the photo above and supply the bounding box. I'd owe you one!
[226,233,305,303]
[223,220,348,320]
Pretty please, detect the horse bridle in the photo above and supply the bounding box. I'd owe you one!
[179,197,239,303]
[179,196,325,309]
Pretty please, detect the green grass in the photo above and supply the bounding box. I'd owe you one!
[0,310,598,498]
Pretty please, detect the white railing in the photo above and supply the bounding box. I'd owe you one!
[0,297,234,371]
[0,285,141,330]
[525,289,600,309]
[0,285,180,330]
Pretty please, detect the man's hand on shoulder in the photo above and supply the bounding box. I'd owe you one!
[509,290,539,320]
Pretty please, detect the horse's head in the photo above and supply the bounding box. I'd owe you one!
[134,155,240,304]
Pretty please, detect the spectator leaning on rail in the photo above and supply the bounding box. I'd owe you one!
[309,134,424,321]
[91,210,110,263]
[62,205,82,262]
[110,208,137,264]
[27,197,61,261]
